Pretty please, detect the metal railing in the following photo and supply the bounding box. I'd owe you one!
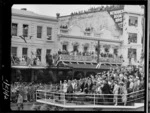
[60,54,122,63]
[36,89,144,106]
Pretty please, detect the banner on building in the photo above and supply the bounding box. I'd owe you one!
[107,6,124,31]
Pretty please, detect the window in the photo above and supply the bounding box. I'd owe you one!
[129,16,138,27]
[46,49,51,54]
[105,48,109,53]
[23,24,28,37]
[62,45,67,51]
[84,46,88,52]
[128,48,137,61]
[37,26,42,38]
[11,23,18,36]
[36,49,42,61]
[73,45,78,52]
[11,47,17,56]
[22,48,28,60]
[47,27,52,40]
[114,49,118,56]
[128,33,137,44]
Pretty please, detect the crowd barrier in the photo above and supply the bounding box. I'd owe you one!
[36,89,144,106]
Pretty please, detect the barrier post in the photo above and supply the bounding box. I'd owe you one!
[45,91,46,101]
[36,91,37,101]
[94,94,95,105]
[64,93,65,105]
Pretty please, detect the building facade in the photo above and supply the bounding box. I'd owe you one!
[57,5,144,66]
[11,8,58,66]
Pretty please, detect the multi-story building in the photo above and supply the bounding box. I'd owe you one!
[56,5,144,68]
[11,8,58,66]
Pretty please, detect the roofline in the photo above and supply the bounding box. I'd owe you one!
[58,34,123,43]
[12,13,58,22]
[58,10,107,18]
[58,5,125,18]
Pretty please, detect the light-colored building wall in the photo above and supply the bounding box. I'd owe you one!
[11,8,58,66]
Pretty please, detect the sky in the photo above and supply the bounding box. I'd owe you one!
[12,5,106,17]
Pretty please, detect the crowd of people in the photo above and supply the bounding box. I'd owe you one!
[11,65,144,110]
[57,66,144,106]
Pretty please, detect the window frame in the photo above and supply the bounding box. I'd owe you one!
[37,26,42,38]
[11,23,18,36]
[129,16,138,27]
[128,33,137,43]
[36,49,42,61]
[11,47,17,57]
[22,48,28,60]
[23,24,29,37]
[46,49,51,54]
[62,44,67,51]
[47,27,52,40]
[128,48,137,61]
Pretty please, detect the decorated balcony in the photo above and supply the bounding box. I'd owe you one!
[59,54,123,64]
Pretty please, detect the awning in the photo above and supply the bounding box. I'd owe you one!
[11,65,46,69]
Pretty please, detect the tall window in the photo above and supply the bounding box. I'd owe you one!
[128,33,137,44]
[37,26,42,38]
[22,48,28,60]
[11,23,18,36]
[23,24,28,37]
[46,49,51,54]
[129,16,138,27]
[114,49,118,56]
[105,48,109,53]
[36,49,42,61]
[73,45,78,52]
[47,27,52,40]
[62,44,67,51]
[128,48,137,61]
[84,46,88,52]
[11,47,17,56]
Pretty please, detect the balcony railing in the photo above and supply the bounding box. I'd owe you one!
[59,55,122,64]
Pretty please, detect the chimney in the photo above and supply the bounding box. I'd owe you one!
[21,8,27,11]
[56,13,60,19]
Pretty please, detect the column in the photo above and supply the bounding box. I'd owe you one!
[17,46,22,58]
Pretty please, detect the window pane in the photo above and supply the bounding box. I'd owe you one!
[37,26,42,38]
[36,49,41,61]
[22,48,28,55]
[12,23,17,36]
[46,49,51,54]
[128,33,137,43]
[47,27,52,35]
[23,24,28,37]
[11,47,17,56]
[129,16,138,26]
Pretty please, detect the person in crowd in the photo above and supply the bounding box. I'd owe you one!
[120,82,127,106]
[113,81,119,106]
[66,80,73,102]
[63,80,68,93]
[17,91,24,110]
[101,80,111,103]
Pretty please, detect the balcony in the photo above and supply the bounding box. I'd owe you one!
[59,54,123,64]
